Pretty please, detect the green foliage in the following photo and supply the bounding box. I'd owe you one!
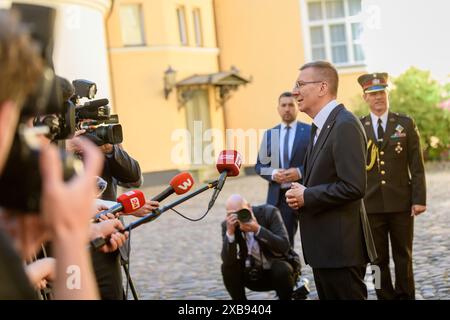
[352,67,450,161]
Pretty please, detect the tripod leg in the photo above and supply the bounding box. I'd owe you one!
[122,263,139,300]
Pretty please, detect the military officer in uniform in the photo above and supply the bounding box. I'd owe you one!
[358,72,427,300]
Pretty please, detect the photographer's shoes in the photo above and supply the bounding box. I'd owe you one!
[292,276,310,300]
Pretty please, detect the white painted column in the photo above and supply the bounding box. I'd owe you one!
[0,0,113,104]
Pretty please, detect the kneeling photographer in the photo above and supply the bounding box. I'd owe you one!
[221,194,299,300]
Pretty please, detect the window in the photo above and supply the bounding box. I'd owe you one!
[305,0,365,65]
[119,4,145,46]
[177,6,188,46]
[192,8,203,47]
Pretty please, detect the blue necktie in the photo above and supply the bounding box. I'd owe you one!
[283,125,291,169]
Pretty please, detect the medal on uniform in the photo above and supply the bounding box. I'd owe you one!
[391,124,407,138]
[395,141,403,154]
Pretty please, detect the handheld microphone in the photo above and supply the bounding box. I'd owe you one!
[208,150,242,209]
[95,190,145,220]
[151,172,194,202]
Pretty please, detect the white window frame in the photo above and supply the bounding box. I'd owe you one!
[300,0,366,68]
[119,3,146,47]
[192,8,203,47]
[177,6,189,46]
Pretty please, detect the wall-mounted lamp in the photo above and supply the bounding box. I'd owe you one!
[164,66,177,99]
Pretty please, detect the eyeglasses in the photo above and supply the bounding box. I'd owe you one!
[293,80,323,90]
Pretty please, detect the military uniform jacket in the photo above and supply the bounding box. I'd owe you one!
[360,112,426,214]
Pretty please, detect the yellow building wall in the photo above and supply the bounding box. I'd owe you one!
[214,0,308,131]
[106,0,366,173]
[338,71,366,110]
[214,0,366,166]
[107,0,221,173]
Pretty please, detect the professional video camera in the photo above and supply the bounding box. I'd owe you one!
[71,79,123,146]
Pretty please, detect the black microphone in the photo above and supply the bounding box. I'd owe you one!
[82,98,109,108]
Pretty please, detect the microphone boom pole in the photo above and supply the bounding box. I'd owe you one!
[125,179,219,232]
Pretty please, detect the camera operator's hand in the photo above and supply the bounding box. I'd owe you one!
[90,219,129,253]
[239,219,260,233]
[25,257,56,290]
[41,138,102,238]
[65,129,86,154]
[238,211,261,234]
[94,203,119,221]
[226,213,239,236]
[99,143,114,155]
[40,137,103,299]
[126,200,160,217]
[97,212,118,221]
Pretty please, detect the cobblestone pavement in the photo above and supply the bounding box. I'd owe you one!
[121,169,449,300]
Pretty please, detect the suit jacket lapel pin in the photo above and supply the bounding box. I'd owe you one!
[365,121,370,126]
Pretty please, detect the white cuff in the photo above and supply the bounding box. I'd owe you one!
[226,232,235,243]
[296,168,302,179]
[271,169,279,181]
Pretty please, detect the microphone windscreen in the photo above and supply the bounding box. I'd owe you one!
[117,190,145,213]
[170,172,195,195]
[216,150,242,177]
[83,98,109,108]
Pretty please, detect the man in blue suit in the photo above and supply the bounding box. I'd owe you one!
[255,92,311,248]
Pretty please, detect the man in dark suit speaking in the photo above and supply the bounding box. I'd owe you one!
[285,61,377,300]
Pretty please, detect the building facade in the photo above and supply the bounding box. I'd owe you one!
[2,0,368,183]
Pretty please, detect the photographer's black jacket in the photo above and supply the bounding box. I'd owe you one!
[221,204,291,267]
[0,228,38,299]
[93,144,142,300]
[101,144,142,201]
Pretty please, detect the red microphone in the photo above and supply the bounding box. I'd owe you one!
[216,150,242,177]
[151,172,194,202]
[95,190,145,219]
[208,150,242,209]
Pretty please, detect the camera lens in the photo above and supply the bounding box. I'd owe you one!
[95,124,123,145]
[236,208,252,223]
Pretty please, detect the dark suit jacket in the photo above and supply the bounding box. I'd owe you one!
[94,144,142,300]
[300,104,377,269]
[221,205,292,267]
[0,230,38,299]
[101,144,142,201]
[255,121,311,206]
[360,112,426,213]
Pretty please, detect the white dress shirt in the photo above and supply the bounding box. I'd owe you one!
[312,100,338,145]
[370,111,388,140]
[226,230,270,269]
[279,121,297,169]
[271,121,302,188]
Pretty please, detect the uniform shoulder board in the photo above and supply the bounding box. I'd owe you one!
[394,113,415,126]
[395,112,411,119]
[359,114,369,120]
